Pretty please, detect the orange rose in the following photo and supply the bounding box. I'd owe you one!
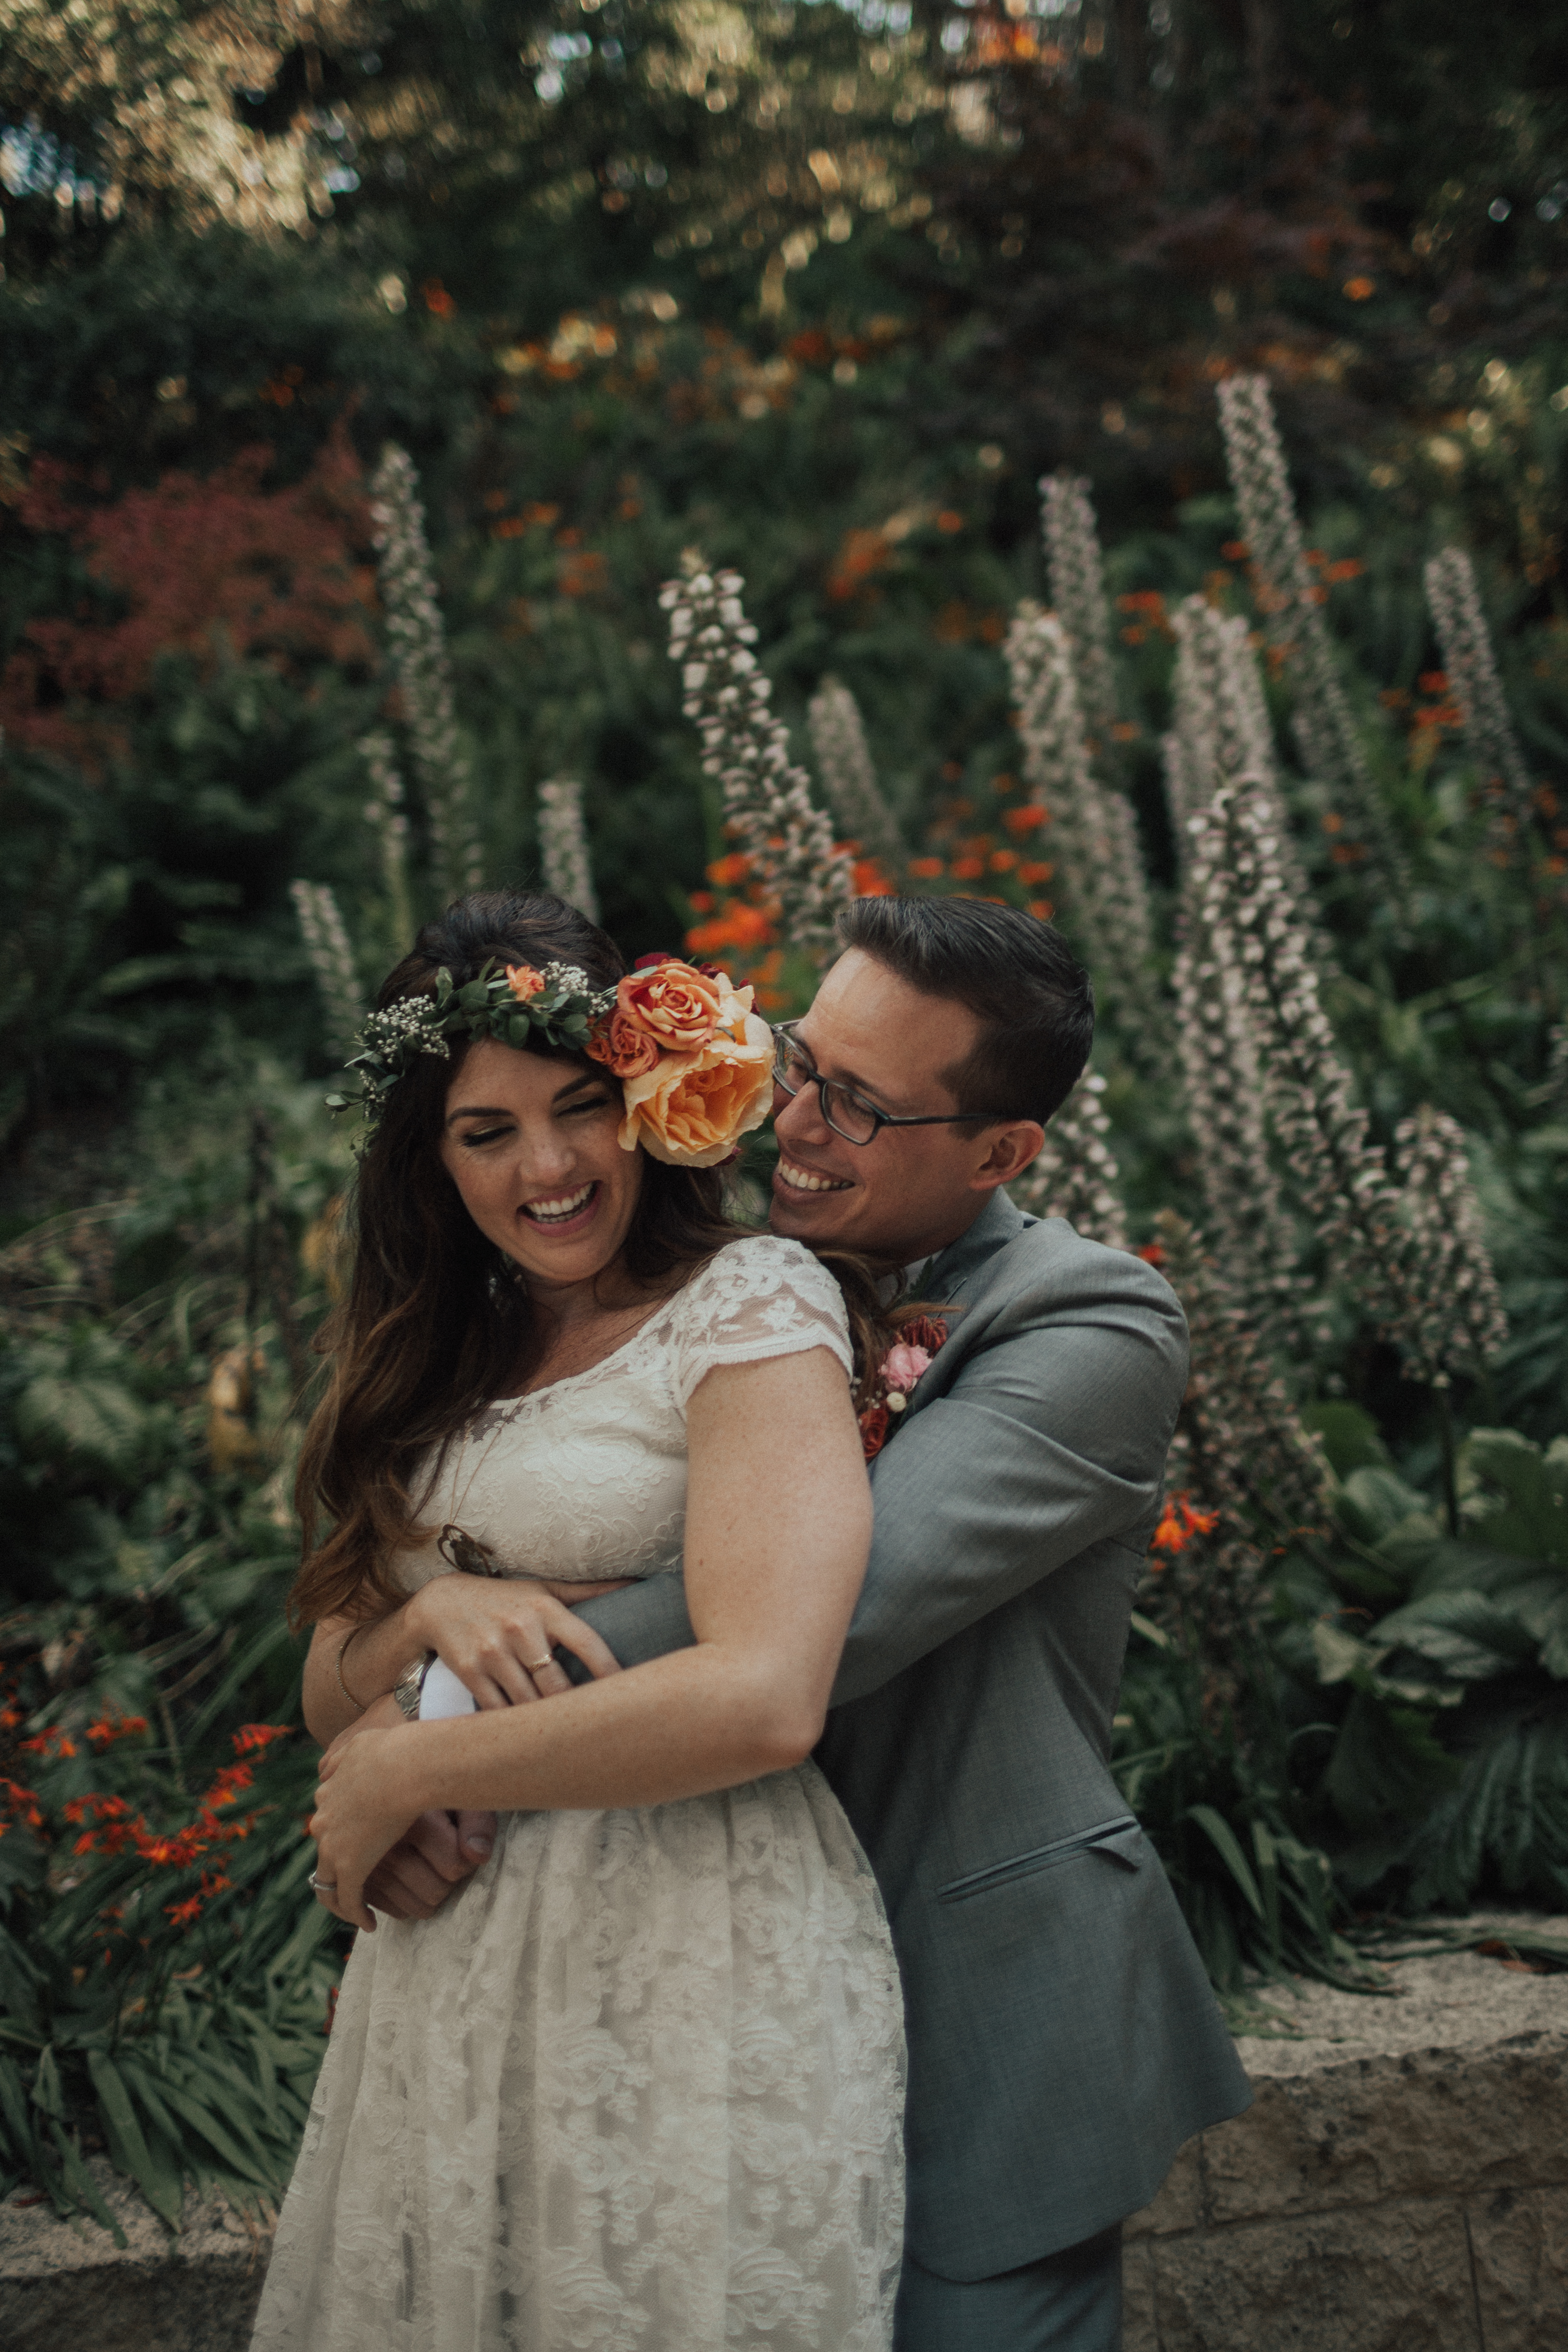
[586,1007,662,1080]
[505,963,545,1001]
[616,958,724,1051]
[618,994,773,1167]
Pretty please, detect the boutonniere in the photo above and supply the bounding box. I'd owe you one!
[858,1314,948,1461]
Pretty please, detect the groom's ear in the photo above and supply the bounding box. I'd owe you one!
[970,1120,1046,1192]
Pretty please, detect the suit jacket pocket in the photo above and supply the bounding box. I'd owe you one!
[936,1813,1144,1904]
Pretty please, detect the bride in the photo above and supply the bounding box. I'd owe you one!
[251,891,905,2352]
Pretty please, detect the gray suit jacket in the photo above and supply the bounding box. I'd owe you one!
[572,1190,1251,2279]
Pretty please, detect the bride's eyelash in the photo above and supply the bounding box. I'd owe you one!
[564,1095,614,1117]
[459,1124,512,1148]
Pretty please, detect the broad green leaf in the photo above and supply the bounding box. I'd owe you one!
[1300,1401,1388,1478]
[1184,1805,1265,1920]
[86,2051,182,2229]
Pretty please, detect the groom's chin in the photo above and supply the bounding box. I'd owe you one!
[767,1183,852,1246]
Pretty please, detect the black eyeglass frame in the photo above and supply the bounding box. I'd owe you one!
[771,1023,1020,1146]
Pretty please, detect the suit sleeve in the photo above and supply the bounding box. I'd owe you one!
[566,1570,696,1678]
[826,1256,1187,1706]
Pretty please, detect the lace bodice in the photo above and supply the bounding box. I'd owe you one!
[395,1236,854,1593]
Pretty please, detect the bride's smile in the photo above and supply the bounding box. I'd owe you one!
[438,1036,644,1295]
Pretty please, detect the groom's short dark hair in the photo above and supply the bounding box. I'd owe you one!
[835,896,1094,1127]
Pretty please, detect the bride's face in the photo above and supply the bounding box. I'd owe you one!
[438,1038,643,1295]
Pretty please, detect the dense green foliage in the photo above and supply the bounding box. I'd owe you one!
[2,0,1567,2214]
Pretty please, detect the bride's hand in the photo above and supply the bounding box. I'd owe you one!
[311,1728,421,1934]
[406,1571,627,1708]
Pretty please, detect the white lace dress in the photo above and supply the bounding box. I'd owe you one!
[252,1237,905,2352]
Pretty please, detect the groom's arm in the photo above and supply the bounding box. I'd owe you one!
[828,1260,1185,1702]
[570,1247,1187,1708]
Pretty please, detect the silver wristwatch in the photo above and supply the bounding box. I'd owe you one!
[393,1652,435,1720]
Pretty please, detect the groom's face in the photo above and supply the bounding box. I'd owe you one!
[767,949,1042,1265]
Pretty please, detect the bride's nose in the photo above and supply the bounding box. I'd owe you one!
[509,1121,583,1190]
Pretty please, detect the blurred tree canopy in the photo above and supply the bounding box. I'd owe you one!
[2,0,1566,1097]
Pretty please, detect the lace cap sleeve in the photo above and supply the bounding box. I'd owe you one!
[667,1236,854,1410]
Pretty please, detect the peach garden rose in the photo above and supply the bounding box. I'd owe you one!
[616,959,724,1051]
[618,982,773,1167]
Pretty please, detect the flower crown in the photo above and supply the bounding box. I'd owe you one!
[332,954,774,1170]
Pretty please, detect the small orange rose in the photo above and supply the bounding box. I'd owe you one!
[505,963,545,1001]
[617,958,724,1051]
[587,1007,662,1080]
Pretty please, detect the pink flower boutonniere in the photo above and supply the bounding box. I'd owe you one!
[859,1313,948,1460]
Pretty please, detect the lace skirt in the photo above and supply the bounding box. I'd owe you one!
[251,1763,905,2352]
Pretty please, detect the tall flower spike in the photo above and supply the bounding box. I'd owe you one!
[1170,886,1307,1358]
[1004,603,1163,1062]
[1390,1107,1508,1385]
[359,729,414,949]
[1423,547,1535,862]
[807,676,905,878]
[370,444,482,901]
[1169,598,1275,823]
[664,556,851,955]
[1190,778,1505,1383]
[1010,1072,1129,1250]
[290,881,364,1064]
[1040,472,1118,748]
[1216,375,1407,909]
[536,775,600,922]
[1168,594,1333,976]
[1154,1210,1331,1545]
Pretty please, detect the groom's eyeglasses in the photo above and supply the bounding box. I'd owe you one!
[771,1025,1015,1147]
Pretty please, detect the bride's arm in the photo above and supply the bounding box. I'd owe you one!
[310,1343,871,1930]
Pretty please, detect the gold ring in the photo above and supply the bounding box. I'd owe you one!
[527,1655,554,1674]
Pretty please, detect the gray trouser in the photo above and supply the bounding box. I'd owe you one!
[894,2224,1123,2352]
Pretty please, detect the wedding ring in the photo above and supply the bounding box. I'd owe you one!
[527,1655,554,1674]
[309,1875,337,1894]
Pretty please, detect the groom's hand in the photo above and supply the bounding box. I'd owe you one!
[362,1808,497,1921]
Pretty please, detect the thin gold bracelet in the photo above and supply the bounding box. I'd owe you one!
[335,1623,369,1716]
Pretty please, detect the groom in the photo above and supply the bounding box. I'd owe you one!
[389,896,1249,2347]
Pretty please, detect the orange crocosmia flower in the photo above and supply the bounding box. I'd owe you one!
[232,1723,291,1754]
[165,1896,204,1927]
[1019,861,1053,884]
[1152,1494,1221,1554]
[935,511,964,534]
[1002,805,1048,835]
[504,963,545,1002]
[988,849,1018,873]
[852,858,895,897]
[949,856,985,881]
[706,852,751,888]
[909,857,944,880]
